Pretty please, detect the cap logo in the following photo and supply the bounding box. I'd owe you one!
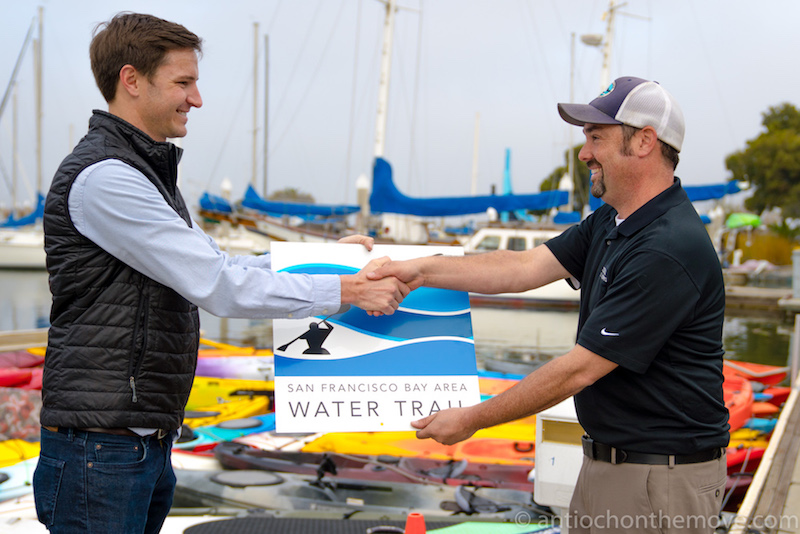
[598,81,615,98]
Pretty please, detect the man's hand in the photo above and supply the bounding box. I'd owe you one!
[411,407,478,445]
[340,256,411,316]
[337,234,374,251]
[367,258,425,291]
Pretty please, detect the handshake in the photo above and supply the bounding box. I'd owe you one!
[335,235,427,317]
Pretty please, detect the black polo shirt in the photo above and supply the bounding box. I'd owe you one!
[545,178,728,454]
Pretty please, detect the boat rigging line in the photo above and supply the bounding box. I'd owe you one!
[0,18,35,124]
[343,0,364,205]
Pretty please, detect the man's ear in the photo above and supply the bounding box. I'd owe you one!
[635,126,659,157]
[118,64,141,98]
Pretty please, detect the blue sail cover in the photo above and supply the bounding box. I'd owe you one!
[199,192,233,214]
[684,181,741,202]
[0,192,44,228]
[241,185,360,218]
[369,157,568,217]
[586,179,740,213]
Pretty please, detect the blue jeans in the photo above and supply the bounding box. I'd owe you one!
[33,427,176,534]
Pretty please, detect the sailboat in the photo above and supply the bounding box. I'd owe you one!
[202,2,743,253]
[0,9,46,270]
[0,193,46,269]
[204,1,573,247]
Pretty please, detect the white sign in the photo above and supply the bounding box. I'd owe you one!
[271,243,481,433]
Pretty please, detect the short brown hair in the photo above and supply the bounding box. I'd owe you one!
[90,12,203,103]
[621,124,680,170]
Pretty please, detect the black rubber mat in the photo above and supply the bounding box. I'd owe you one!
[183,516,462,533]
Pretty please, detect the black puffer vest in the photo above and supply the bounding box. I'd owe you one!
[41,110,200,430]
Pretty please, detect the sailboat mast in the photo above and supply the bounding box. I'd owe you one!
[373,0,397,158]
[12,85,18,214]
[263,34,270,197]
[567,32,575,212]
[251,22,259,188]
[600,1,619,91]
[470,112,480,196]
[0,21,34,123]
[35,6,43,194]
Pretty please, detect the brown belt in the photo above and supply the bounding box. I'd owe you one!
[43,426,169,439]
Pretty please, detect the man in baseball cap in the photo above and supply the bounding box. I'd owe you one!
[550,77,727,533]
[368,76,727,534]
[554,76,687,211]
[558,76,685,152]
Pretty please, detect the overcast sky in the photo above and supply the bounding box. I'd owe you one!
[1,0,798,216]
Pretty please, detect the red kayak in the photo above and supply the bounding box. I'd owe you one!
[19,367,42,390]
[763,386,791,407]
[0,368,33,387]
[723,473,753,512]
[726,446,764,476]
[0,350,44,369]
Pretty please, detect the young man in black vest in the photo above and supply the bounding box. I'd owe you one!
[35,13,409,534]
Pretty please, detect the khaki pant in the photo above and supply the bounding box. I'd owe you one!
[567,453,726,534]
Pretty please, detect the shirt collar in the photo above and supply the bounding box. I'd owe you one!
[614,177,687,237]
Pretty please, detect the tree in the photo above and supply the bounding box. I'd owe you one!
[726,103,800,217]
[540,143,591,212]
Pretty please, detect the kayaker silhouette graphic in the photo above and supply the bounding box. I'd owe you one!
[296,320,333,354]
[277,305,349,354]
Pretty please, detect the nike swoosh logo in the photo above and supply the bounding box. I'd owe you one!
[600,328,620,337]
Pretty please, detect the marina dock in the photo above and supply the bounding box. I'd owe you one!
[725,285,795,320]
[0,329,47,351]
[3,289,800,533]
[729,374,800,533]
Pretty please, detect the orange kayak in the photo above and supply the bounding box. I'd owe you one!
[723,360,789,386]
[750,401,780,417]
[478,375,519,396]
[723,375,753,432]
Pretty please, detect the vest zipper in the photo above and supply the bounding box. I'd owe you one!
[129,284,150,403]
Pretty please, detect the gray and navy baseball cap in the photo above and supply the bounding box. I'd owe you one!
[558,76,685,152]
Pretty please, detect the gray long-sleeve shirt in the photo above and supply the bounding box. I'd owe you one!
[69,159,341,319]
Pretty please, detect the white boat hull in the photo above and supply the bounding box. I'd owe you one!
[465,225,580,309]
[470,280,579,309]
[0,229,46,270]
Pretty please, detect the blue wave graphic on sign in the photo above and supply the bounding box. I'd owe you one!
[280,263,470,313]
[281,264,357,275]
[326,308,473,341]
[276,339,478,376]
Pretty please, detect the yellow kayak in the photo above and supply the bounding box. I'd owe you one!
[198,338,272,357]
[302,415,537,466]
[0,439,40,468]
[187,376,273,410]
[24,346,46,358]
[729,428,770,449]
[183,397,270,429]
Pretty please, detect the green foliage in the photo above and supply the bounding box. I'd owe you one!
[540,143,591,211]
[726,103,800,217]
[768,220,800,242]
[762,103,800,134]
